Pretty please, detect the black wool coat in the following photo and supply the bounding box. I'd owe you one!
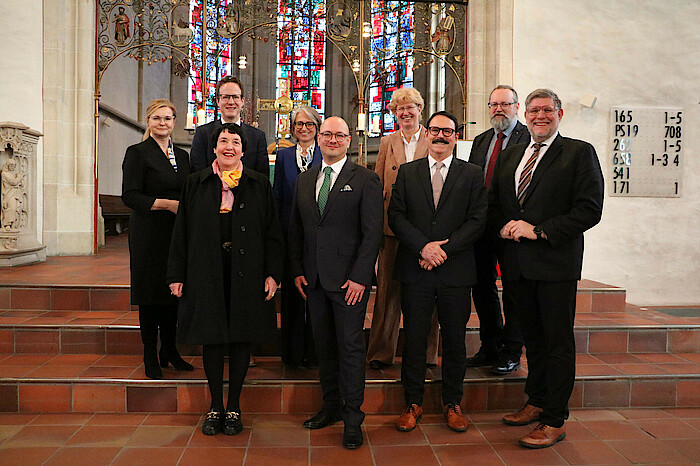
[121,137,191,305]
[166,167,284,344]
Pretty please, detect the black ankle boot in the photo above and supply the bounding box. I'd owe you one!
[160,346,194,371]
[144,345,162,379]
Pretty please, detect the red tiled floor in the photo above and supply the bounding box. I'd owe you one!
[553,439,628,464]
[607,438,693,463]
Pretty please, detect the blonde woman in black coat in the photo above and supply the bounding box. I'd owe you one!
[122,98,193,379]
[168,123,284,436]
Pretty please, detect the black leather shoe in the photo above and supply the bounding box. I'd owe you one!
[202,410,222,435]
[303,408,341,429]
[223,411,243,435]
[465,348,498,367]
[368,360,391,370]
[159,347,194,371]
[144,345,162,379]
[491,357,521,375]
[343,425,363,449]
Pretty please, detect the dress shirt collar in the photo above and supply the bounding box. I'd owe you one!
[428,153,453,171]
[320,155,347,175]
[401,126,422,145]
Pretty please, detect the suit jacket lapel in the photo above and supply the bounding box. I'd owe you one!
[303,165,321,222]
[506,145,527,206]
[436,160,462,212]
[418,157,435,211]
[391,132,406,165]
[522,135,562,205]
[311,145,323,167]
[320,159,355,221]
[415,128,429,160]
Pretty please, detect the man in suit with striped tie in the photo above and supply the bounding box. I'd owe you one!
[489,89,604,448]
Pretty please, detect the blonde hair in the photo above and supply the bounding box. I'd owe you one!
[143,99,177,140]
[386,88,424,114]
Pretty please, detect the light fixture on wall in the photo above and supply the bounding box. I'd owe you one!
[362,22,371,38]
[238,55,247,69]
[352,59,360,72]
[579,93,597,108]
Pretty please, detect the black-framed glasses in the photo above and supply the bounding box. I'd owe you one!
[427,126,455,137]
[294,121,316,129]
[488,102,516,109]
[219,94,243,102]
[319,132,350,142]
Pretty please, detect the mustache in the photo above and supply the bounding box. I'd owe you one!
[432,138,449,144]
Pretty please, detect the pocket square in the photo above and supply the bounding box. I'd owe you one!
[340,184,353,192]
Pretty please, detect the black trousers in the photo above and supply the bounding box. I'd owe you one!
[138,304,178,349]
[306,282,368,427]
[472,236,522,358]
[505,277,577,428]
[280,258,317,366]
[401,274,470,406]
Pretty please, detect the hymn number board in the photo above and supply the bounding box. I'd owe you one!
[610,107,683,197]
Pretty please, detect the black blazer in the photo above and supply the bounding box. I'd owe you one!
[190,119,269,176]
[121,137,191,305]
[273,144,322,233]
[469,120,530,175]
[288,159,383,290]
[388,157,488,287]
[489,134,604,282]
[166,167,284,344]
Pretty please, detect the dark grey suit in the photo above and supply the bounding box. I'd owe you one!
[288,158,383,426]
[388,156,487,406]
[190,119,269,176]
[468,120,530,359]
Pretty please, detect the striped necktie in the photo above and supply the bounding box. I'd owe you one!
[516,143,545,205]
[317,166,332,215]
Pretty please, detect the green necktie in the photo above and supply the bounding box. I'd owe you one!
[318,166,332,215]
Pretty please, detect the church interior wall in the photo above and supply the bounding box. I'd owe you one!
[513,0,700,305]
[0,0,44,243]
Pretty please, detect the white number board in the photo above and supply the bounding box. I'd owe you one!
[609,107,682,197]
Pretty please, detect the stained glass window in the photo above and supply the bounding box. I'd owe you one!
[276,0,326,139]
[188,0,232,125]
[368,1,414,137]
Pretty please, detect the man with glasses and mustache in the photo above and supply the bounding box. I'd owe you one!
[490,89,603,448]
[288,116,382,449]
[190,75,269,176]
[388,111,487,434]
[467,85,530,375]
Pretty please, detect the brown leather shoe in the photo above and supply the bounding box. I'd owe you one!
[519,422,566,448]
[395,404,422,432]
[444,403,468,432]
[503,404,543,426]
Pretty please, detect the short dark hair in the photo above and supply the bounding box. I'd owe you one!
[215,75,244,99]
[211,123,248,153]
[426,110,460,133]
[525,88,562,110]
[490,84,518,104]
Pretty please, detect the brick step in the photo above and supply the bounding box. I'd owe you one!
[1,309,698,356]
[0,355,697,414]
[0,279,627,313]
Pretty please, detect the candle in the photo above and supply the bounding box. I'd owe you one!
[197,109,206,126]
[186,112,194,129]
[357,113,366,131]
[372,115,380,134]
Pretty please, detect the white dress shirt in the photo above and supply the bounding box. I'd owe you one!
[401,126,422,163]
[514,131,558,192]
[316,156,347,200]
[428,153,453,179]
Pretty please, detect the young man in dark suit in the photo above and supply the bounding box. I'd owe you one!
[189,76,269,176]
[388,111,487,433]
[288,116,383,449]
[467,85,530,374]
[491,89,604,448]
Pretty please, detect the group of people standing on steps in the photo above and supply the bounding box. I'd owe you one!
[122,75,603,450]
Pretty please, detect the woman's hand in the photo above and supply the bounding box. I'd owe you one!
[264,276,278,301]
[152,198,179,213]
[169,282,183,297]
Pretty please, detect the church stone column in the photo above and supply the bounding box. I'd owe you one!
[43,0,96,255]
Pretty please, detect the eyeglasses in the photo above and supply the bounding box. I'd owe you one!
[319,132,350,142]
[396,104,419,112]
[527,107,557,115]
[218,94,243,102]
[427,126,456,137]
[150,116,174,123]
[294,121,316,129]
[488,102,516,109]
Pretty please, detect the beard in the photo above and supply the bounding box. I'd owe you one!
[490,113,515,132]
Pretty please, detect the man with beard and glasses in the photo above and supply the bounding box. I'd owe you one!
[389,111,487,434]
[466,85,530,375]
